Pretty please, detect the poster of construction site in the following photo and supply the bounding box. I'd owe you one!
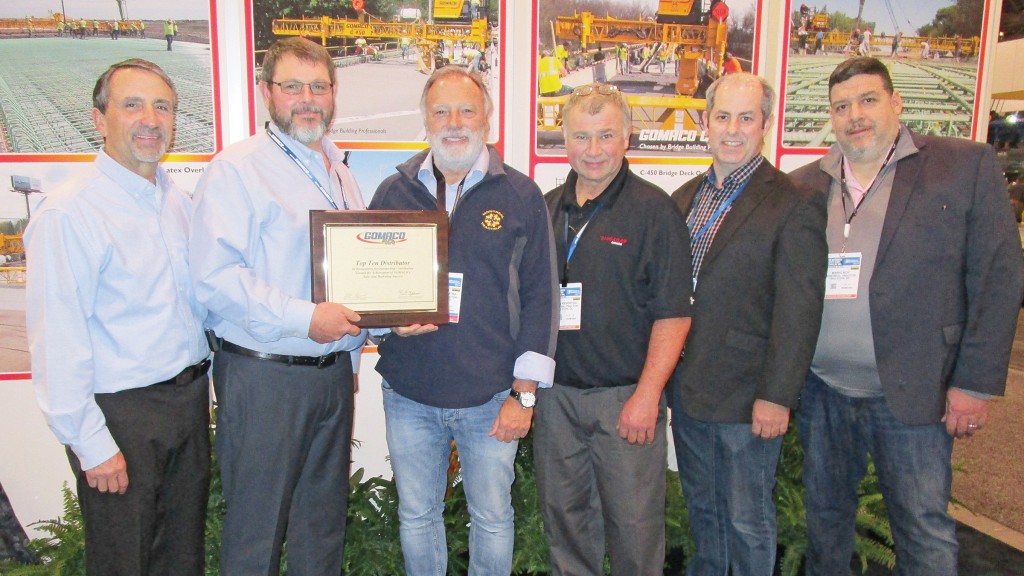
[0,0,220,157]
[532,0,763,163]
[779,0,991,151]
[248,0,504,148]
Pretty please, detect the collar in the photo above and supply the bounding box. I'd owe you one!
[95,149,165,201]
[416,145,490,195]
[559,158,632,211]
[703,155,763,192]
[821,124,919,182]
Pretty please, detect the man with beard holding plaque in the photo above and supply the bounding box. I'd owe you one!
[190,38,368,575]
[368,66,558,575]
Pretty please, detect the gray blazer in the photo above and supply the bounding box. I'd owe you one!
[670,160,828,423]
[790,131,1024,424]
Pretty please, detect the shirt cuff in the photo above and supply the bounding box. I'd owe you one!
[284,298,317,339]
[73,427,120,472]
[513,351,555,388]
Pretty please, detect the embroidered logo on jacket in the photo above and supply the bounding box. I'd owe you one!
[481,210,504,230]
[600,235,628,246]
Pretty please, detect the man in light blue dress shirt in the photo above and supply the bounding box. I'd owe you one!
[26,59,212,575]
[190,38,367,575]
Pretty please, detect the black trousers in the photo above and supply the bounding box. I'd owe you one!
[70,374,211,576]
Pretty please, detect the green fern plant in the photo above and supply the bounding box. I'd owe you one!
[2,484,86,576]
[665,468,696,571]
[774,429,895,575]
[6,426,899,575]
[204,429,225,576]
[511,436,552,574]
[341,468,405,576]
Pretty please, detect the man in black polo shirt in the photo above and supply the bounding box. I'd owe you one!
[535,82,693,576]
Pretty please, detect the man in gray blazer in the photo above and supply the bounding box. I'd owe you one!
[790,57,1024,575]
[670,73,828,574]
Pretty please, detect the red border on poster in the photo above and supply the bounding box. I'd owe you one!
[0,0,224,163]
[244,1,507,156]
[773,0,994,166]
[528,0,767,178]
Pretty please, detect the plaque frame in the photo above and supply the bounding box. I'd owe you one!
[310,210,449,328]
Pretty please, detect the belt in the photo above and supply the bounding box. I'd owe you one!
[156,358,211,386]
[220,340,343,369]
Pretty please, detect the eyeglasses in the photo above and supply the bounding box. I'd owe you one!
[268,80,333,95]
[572,84,620,97]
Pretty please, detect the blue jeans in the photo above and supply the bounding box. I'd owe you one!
[671,406,783,576]
[383,383,518,576]
[798,373,957,576]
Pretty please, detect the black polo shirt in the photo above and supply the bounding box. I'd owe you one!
[544,160,693,389]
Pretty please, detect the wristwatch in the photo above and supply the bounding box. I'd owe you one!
[509,389,536,409]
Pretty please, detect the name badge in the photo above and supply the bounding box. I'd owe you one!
[449,272,464,323]
[824,252,862,299]
[559,282,582,330]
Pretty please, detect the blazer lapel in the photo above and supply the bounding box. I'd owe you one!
[701,163,775,268]
[875,138,924,268]
[676,179,701,216]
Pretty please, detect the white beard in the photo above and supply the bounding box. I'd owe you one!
[427,126,486,176]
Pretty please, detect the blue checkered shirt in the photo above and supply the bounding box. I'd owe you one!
[687,155,764,283]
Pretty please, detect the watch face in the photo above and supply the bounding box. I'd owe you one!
[515,390,536,408]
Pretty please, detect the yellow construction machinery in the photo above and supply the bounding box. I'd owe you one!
[538,0,731,149]
[0,234,24,264]
[432,0,478,24]
[789,11,978,59]
[0,13,144,37]
[554,0,729,96]
[272,2,491,74]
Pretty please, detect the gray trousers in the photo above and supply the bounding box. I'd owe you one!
[534,384,667,576]
[213,350,354,576]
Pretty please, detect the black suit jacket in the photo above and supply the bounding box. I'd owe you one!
[671,161,828,423]
[790,132,1024,424]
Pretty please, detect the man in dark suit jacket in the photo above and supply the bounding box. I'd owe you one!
[670,73,828,575]
[790,57,1024,575]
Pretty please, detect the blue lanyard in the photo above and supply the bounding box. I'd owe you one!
[689,178,749,243]
[561,202,603,284]
[266,128,341,210]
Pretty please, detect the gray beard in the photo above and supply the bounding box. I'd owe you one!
[272,105,332,144]
[288,121,328,144]
[427,129,485,176]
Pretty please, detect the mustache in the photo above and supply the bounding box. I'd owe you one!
[134,127,166,139]
[438,127,472,139]
[845,120,870,134]
[292,105,325,116]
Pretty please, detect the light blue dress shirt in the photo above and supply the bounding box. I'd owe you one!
[190,125,367,359]
[25,151,208,470]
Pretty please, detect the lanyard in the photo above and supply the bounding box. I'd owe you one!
[689,177,750,243]
[839,136,899,241]
[561,202,603,285]
[266,128,340,210]
[432,164,466,221]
